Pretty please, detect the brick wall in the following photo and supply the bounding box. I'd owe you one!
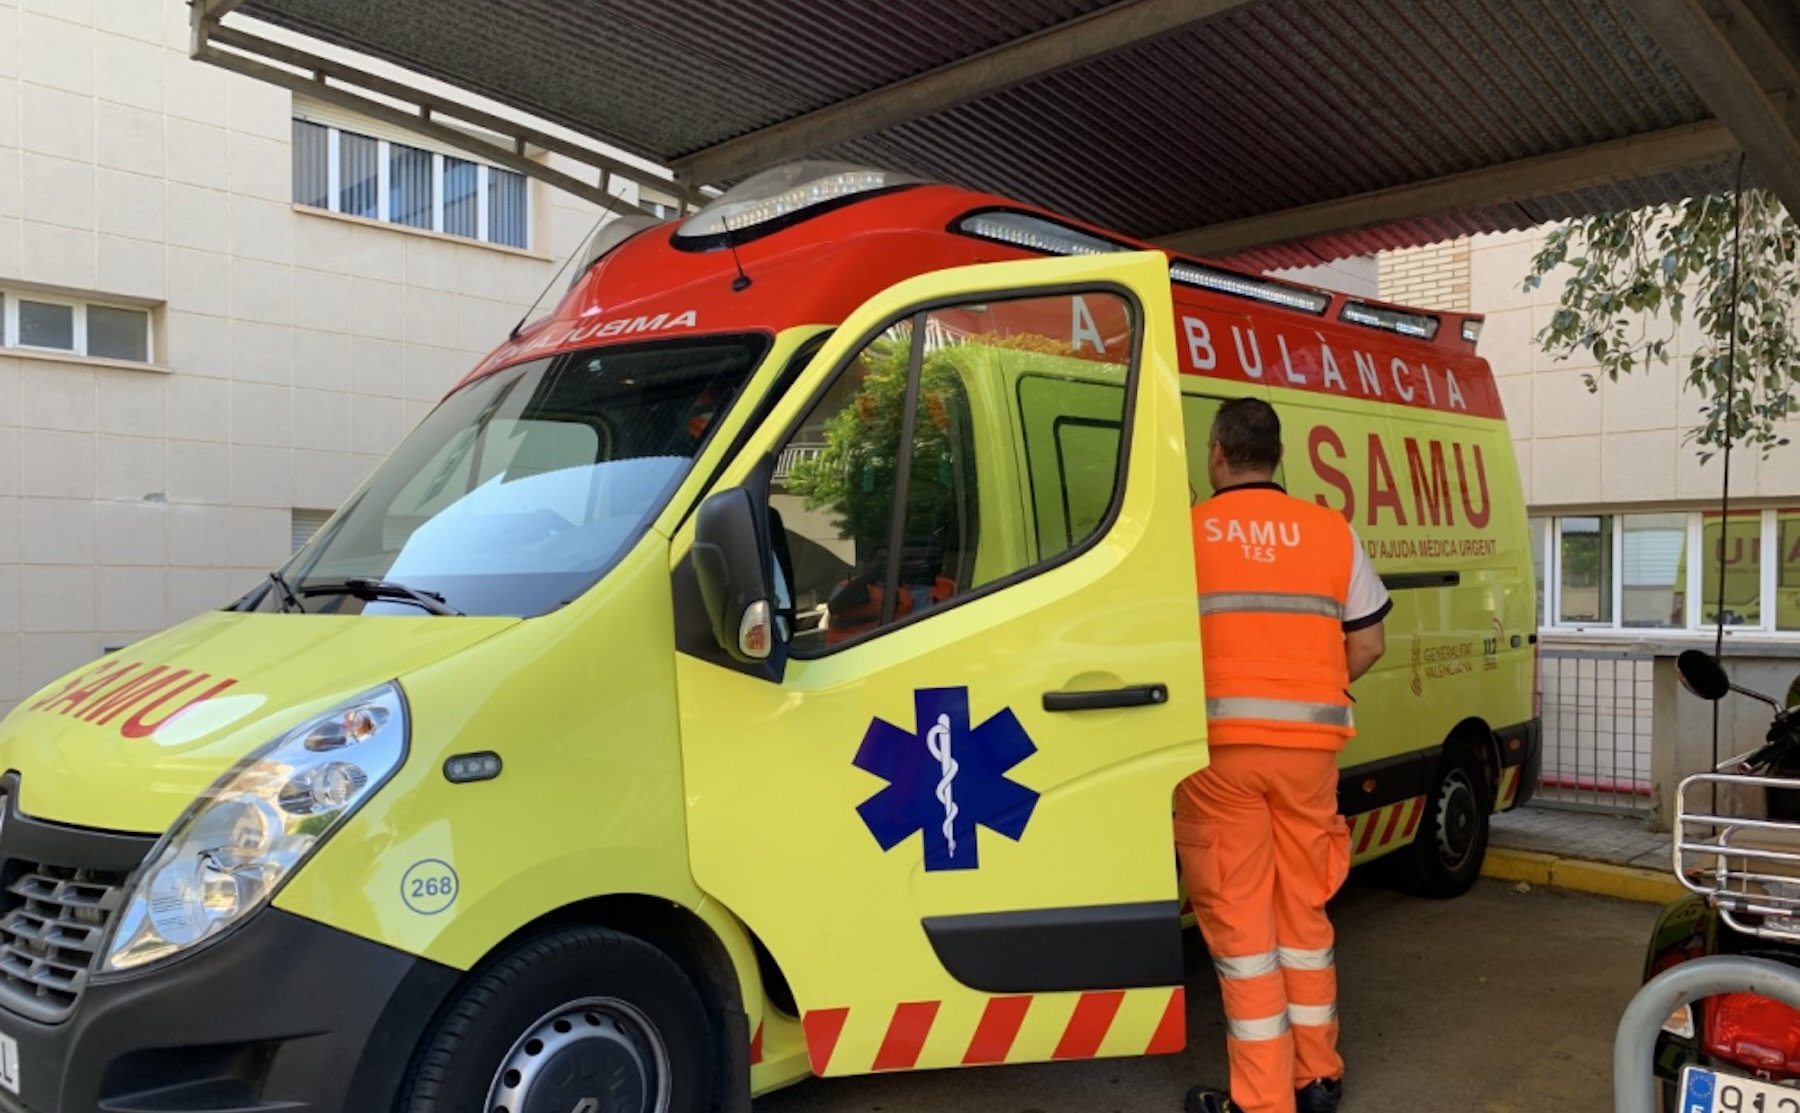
[1377,238,1471,310]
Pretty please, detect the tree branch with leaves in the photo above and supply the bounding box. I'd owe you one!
[1523,187,1799,460]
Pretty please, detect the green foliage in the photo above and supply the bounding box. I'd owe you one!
[1522,188,1799,459]
[785,332,973,553]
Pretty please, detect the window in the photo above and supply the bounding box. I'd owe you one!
[263,337,763,617]
[1557,516,1614,625]
[292,117,531,249]
[1701,511,1762,627]
[1529,517,1548,627]
[1780,510,1800,632]
[772,290,1134,653]
[0,288,153,364]
[291,508,333,553]
[1621,513,1686,628]
[1533,508,1798,635]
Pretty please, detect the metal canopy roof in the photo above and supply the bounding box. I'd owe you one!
[196,0,1800,271]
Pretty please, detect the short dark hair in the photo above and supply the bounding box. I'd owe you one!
[1209,397,1283,471]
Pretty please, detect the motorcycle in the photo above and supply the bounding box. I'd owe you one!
[1637,650,1800,1111]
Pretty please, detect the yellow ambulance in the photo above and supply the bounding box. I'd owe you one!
[0,163,1536,1112]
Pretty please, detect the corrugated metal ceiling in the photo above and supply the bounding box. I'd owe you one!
[236,0,1738,269]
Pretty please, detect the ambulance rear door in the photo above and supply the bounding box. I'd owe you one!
[673,251,1206,1076]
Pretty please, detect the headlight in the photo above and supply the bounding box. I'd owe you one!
[101,683,408,973]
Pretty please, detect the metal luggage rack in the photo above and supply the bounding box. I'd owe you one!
[1675,771,1800,944]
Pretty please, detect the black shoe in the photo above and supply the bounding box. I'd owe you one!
[1183,1087,1235,1113]
[1297,1077,1343,1113]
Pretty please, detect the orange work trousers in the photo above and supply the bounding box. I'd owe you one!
[1175,744,1350,1113]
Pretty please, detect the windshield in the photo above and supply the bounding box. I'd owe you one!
[260,335,766,617]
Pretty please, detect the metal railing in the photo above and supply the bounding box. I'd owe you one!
[1675,770,1800,943]
[1536,648,1655,814]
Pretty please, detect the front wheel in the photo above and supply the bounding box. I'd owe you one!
[1399,748,1490,898]
[398,925,713,1113]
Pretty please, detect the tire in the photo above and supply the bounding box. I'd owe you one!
[1399,747,1491,898]
[398,925,713,1113]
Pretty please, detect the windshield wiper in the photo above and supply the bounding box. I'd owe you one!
[300,577,463,616]
[267,571,303,613]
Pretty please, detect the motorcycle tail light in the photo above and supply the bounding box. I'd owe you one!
[1704,992,1800,1076]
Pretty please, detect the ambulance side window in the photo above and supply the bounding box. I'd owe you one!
[771,321,912,652]
[773,290,1135,654]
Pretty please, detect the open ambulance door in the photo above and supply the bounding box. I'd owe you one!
[673,251,1207,1077]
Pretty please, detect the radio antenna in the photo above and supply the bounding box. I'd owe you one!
[723,214,752,292]
[510,177,633,341]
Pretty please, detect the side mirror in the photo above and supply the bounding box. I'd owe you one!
[1786,674,1799,711]
[1676,649,1731,702]
[692,486,781,665]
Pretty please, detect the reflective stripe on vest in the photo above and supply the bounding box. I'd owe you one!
[1206,697,1352,728]
[1226,1012,1291,1041]
[1197,591,1345,620]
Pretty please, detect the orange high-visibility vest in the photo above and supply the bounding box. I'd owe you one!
[1192,483,1358,750]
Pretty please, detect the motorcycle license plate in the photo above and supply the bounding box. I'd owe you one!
[1680,1066,1800,1112]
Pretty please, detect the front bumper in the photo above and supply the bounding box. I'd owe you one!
[0,906,459,1113]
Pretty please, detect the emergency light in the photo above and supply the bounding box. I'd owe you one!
[1341,300,1441,340]
[956,210,1126,257]
[955,211,1331,316]
[1169,262,1330,315]
[570,212,664,288]
[676,161,923,245]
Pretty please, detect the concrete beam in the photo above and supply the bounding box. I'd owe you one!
[1620,0,1800,218]
[195,44,628,212]
[192,25,671,215]
[1154,120,1741,259]
[670,0,1251,187]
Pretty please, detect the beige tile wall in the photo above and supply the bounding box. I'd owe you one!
[1383,228,1800,513]
[0,0,611,712]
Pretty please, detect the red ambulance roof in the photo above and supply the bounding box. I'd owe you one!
[459,176,1500,422]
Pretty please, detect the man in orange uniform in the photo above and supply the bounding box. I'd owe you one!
[1178,398,1389,1113]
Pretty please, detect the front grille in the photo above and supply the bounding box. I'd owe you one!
[0,863,129,1020]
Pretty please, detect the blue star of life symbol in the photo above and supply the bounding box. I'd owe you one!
[854,687,1038,872]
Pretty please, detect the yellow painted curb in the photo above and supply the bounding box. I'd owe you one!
[1483,847,1684,905]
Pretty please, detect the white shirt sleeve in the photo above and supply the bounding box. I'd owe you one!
[1344,529,1392,630]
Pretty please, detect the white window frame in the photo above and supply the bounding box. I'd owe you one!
[0,286,154,364]
[295,116,529,250]
[1534,508,1797,637]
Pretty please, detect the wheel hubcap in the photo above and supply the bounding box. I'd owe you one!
[487,997,670,1113]
[1435,770,1481,871]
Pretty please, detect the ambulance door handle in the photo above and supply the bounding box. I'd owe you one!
[1042,684,1168,712]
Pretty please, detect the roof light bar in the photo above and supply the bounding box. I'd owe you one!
[956,211,1126,257]
[676,161,923,242]
[1170,262,1330,315]
[569,212,663,289]
[1461,318,1483,344]
[1341,300,1441,340]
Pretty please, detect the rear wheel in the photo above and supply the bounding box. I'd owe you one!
[1400,747,1490,898]
[399,925,712,1113]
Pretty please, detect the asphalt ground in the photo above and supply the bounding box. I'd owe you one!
[755,877,1659,1113]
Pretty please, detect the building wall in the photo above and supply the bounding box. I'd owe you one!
[1382,229,1799,511]
[0,0,608,713]
[1376,239,1470,312]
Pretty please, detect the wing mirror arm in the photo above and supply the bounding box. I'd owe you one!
[692,458,788,673]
